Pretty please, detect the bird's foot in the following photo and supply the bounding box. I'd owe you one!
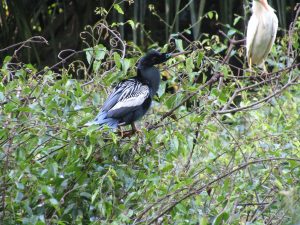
[117,126,124,137]
[131,122,142,135]
[260,65,271,78]
[263,63,268,73]
[248,58,253,72]
[120,130,134,138]
[118,123,142,138]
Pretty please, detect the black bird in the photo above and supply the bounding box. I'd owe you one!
[86,50,188,131]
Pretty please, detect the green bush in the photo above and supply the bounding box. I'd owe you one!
[1,4,300,225]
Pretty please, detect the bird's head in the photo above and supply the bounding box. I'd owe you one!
[138,50,190,67]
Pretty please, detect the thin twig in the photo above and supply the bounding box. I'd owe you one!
[0,36,48,53]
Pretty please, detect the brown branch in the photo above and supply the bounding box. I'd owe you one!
[219,30,246,45]
[0,36,48,53]
[238,202,271,206]
[0,97,36,106]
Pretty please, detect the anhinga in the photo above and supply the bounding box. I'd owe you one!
[246,0,278,71]
[86,50,188,131]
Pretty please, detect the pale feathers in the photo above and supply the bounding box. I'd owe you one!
[246,0,278,66]
[108,85,149,113]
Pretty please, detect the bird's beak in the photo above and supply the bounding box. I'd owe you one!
[168,50,191,58]
[259,0,269,11]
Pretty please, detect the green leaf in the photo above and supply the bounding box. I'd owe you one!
[15,192,24,203]
[128,20,135,29]
[85,145,93,160]
[49,198,59,206]
[208,11,214,19]
[3,56,12,64]
[227,29,236,36]
[85,47,93,64]
[121,58,131,74]
[213,212,229,225]
[186,57,194,74]
[199,216,209,225]
[85,44,107,70]
[80,192,91,199]
[63,203,75,215]
[175,203,187,213]
[94,44,106,61]
[157,81,166,98]
[171,136,179,151]
[92,189,100,203]
[114,52,121,69]
[196,52,204,67]
[49,162,58,178]
[175,39,184,52]
[207,11,218,20]
[16,182,24,190]
[113,4,124,14]
[233,15,242,26]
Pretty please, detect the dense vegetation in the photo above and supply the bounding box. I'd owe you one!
[1,1,300,225]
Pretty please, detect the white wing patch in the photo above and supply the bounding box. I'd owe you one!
[269,12,278,49]
[259,12,278,66]
[102,79,138,111]
[109,84,149,111]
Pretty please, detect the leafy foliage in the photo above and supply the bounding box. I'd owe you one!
[1,2,300,225]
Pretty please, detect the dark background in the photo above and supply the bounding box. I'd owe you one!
[0,0,297,68]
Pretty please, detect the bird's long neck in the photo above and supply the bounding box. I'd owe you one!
[253,1,274,13]
[137,66,160,97]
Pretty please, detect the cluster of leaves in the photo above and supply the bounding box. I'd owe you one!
[1,4,300,225]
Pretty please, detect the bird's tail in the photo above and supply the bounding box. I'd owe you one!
[85,111,119,129]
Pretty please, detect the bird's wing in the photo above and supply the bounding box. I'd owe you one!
[261,13,278,63]
[106,80,150,118]
[101,79,136,112]
[271,13,279,44]
[246,15,259,59]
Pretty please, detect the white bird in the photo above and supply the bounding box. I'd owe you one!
[246,0,278,71]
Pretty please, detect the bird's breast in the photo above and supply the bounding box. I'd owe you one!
[140,67,161,97]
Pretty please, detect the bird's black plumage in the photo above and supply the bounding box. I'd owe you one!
[87,50,172,130]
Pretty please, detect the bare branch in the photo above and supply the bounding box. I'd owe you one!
[0,36,48,53]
